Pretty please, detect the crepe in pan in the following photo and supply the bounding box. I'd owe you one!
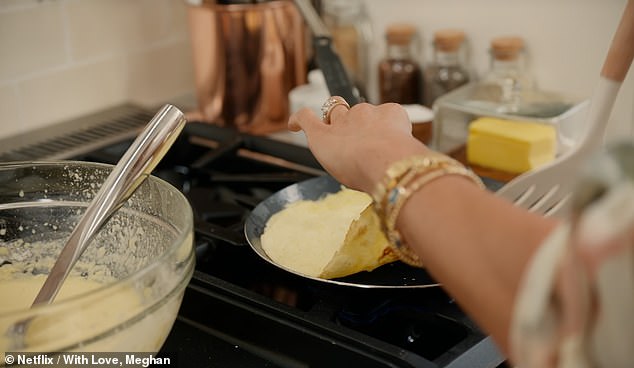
[260,188,399,279]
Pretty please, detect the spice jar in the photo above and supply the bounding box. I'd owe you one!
[321,0,372,96]
[475,36,534,114]
[423,29,470,107]
[378,23,422,104]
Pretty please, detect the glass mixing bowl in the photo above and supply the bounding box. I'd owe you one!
[0,161,194,358]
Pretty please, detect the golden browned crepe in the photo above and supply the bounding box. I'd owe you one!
[261,188,398,279]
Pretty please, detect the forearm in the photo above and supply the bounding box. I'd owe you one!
[288,103,560,354]
[395,174,558,354]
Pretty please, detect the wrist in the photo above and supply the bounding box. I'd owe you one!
[358,136,431,193]
[371,154,485,266]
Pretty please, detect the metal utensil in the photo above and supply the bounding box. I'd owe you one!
[32,104,186,306]
[497,0,634,217]
[6,104,186,349]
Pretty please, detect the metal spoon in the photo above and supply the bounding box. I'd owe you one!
[31,103,187,306]
[6,104,186,349]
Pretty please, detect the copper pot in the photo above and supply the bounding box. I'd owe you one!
[187,0,307,134]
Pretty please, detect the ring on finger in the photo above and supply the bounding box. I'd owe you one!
[321,96,350,124]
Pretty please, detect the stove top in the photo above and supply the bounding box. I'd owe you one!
[4,104,505,367]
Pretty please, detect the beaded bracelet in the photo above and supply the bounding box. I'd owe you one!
[371,154,459,217]
[372,155,485,267]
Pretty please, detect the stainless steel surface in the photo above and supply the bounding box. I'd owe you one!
[0,104,152,162]
[33,104,187,306]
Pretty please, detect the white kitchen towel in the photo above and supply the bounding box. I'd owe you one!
[510,180,634,368]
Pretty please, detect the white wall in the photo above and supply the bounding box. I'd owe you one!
[361,0,633,141]
[0,0,631,143]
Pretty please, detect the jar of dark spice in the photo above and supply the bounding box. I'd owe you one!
[378,24,422,104]
[423,29,470,107]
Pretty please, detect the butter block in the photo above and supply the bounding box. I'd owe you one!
[466,117,556,174]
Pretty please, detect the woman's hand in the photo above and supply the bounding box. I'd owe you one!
[289,97,560,357]
[288,100,430,193]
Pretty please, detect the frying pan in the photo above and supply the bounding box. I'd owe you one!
[244,175,440,288]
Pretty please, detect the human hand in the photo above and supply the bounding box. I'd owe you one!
[288,99,430,193]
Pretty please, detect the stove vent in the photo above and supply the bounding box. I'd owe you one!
[0,104,154,162]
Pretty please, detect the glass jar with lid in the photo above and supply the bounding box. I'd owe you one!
[474,36,534,114]
[423,29,470,107]
[378,23,422,104]
[321,0,373,97]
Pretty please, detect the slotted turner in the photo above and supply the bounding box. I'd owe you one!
[496,0,634,217]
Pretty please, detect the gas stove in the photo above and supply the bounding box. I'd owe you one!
[0,104,505,367]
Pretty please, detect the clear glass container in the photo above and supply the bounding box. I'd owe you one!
[321,0,373,97]
[429,34,588,184]
[378,23,422,104]
[472,36,534,114]
[0,161,195,354]
[423,29,470,107]
[430,83,588,183]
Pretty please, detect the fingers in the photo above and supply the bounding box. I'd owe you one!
[290,100,412,137]
[288,95,352,133]
[288,107,323,132]
[327,103,349,124]
[321,96,350,124]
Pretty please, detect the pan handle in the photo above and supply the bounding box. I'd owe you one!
[293,0,363,105]
[293,0,330,38]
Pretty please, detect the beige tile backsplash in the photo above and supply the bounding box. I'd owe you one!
[65,0,186,60]
[18,57,129,132]
[0,0,194,139]
[0,85,20,138]
[0,1,67,82]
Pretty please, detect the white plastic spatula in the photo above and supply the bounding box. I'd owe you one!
[496,0,634,217]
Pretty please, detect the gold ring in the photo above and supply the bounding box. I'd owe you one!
[321,96,350,123]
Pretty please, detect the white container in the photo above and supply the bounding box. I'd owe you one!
[289,69,331,117]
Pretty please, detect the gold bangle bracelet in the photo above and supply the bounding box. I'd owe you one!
[371,154,458,216]
[384,165,484,267]
[372,155,485,268]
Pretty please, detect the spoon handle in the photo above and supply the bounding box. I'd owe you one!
[577,0,634,152]
[600,0,634,82]
[32,104,187,306]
